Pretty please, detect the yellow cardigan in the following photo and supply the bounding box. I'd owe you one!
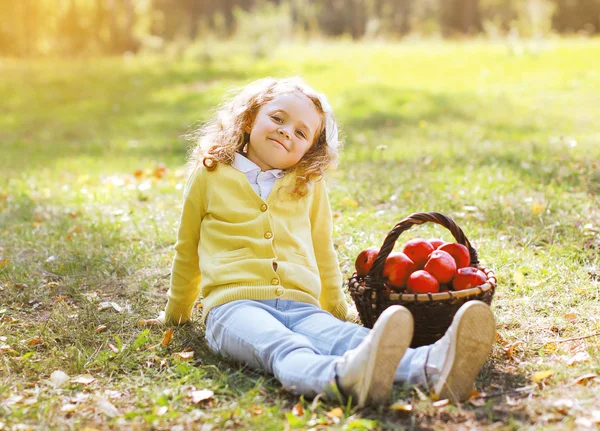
[164,163,349,324]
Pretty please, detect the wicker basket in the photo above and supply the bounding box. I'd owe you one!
[348,212,496,348]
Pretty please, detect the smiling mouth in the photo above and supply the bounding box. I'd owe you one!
[269,138,287,149]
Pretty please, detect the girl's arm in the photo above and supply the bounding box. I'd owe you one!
[310,179,349,320]
[164,167,205,324]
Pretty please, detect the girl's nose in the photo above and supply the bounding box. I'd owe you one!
[277,128,290,139]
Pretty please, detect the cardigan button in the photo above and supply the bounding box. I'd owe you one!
[271,278,279,285]
[275,287,284,296]
[260,204,268,212]
[264,231,273,239]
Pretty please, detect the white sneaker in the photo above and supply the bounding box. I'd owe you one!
[336,305,414,407]
[424,300,495,403]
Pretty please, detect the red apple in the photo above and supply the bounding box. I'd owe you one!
[428,238,445,250]
[355,247,380,277]
[407,270,440,294]
[402,238,434,269]
[383,252,416,291]
[452,267,487,291]
[424,250,457,284]
[438,242,471,269]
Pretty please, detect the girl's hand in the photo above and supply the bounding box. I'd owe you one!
[139,311,166,326]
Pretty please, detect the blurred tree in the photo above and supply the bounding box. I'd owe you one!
[553,0,600,33]
[0,0,599,57]
[441,0,482,34]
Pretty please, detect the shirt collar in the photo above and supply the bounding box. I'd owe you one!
[233,152,284,178]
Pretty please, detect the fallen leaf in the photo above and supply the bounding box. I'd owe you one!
[15,283,28,289]
[0,343,17,355]
[53,295,69,304]
[61,403,78,413]
[533,369,555,383]
[2,395,24,406]
[161,328,173,346]
[553,398,574,415]
[107,344,119,354]
[433,399,449,408]
[98,302,124,313]
[563,313,577,321]
[95,397,119,418]
[389,402,413,412]
[504,341,521,360]
[543,341,558,354]
[249,405,263,416]
[96,325,108,333]
[572,373,597,385]
[190,389,214,404]
[172,350,193,360]
[470,397,487,407]
[137,319,162,327]
[50,370,70,388]
[72,374,96,385]
[292,402,304,417]
[27,336,43,346]
[495,333,507,345]
[326,407,344,419]
[567,351,590,365]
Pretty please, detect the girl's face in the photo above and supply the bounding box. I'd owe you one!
[246,93,321,171]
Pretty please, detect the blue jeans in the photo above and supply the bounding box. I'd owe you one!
[205,299,429,398]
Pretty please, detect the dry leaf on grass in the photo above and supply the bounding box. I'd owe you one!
[433,399,450,408]
[389,401,413,412]
[50,370,70,388]
[137,319,163,327]
[72,374,96,385]
[98,302,125,313]
[566,351,590,365]
[504,341,521,360]
[0,343,17,355]
[172,350,194,360]
[292,402,304,417]
[107,343,119,353]
[248,405,263,416]
[190,389,214,404]
[571,373,597,385]
[161,328,173,346]
[326,407,343,419]
[95,397,119,418]
[533,369,555,383]
[60,403,78,413]
[26,336,43,346]
[95,325,107,333]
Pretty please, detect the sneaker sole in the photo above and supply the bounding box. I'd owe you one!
[433,300,495,403]
[359,305,414,407]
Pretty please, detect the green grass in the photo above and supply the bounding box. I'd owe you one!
[1,38,600,430]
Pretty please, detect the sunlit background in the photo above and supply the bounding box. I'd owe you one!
[2,0,600,57]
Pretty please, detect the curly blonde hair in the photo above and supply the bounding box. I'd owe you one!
[187,77,342,198]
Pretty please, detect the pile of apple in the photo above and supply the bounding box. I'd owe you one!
[354,238,487,294]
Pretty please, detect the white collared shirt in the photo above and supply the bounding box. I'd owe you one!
[233,153,285,200]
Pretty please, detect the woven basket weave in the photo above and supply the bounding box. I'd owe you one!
[348,212,496,348]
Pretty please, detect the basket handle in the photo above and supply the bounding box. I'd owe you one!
[366,212,479,283]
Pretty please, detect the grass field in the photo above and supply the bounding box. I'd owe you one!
[1,38,600,430]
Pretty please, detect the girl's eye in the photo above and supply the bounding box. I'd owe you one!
[271,116,282,123]
[296,130,307,139]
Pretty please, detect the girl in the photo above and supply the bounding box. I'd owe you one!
[161,77,496,407]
